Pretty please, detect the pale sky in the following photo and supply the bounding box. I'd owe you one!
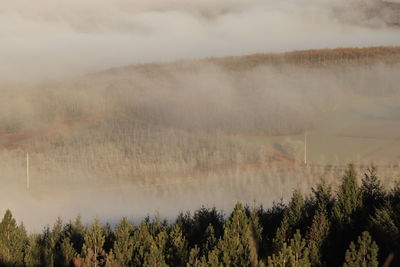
[1,0,400,83]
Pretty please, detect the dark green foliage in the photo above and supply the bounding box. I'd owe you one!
[113,217,134,267]
[81,220,106,267]
[165,224,188,267]
[273,190,306,253]
[361,165,384,209]
[60,236,77,267]
[0,210,27,266]
[367,207,399,265]
[343,231,378,267]
[267,230,310,267]
[333,164,362,226]
[217,203,254,266]
[307,209,329,267]
[1,165,400,267]
[177,207,224,251]
[24,234,41,267]
[311,180,333,213]
[131,221,168,267]
[330,165,363,266]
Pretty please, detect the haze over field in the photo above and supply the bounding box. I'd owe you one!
[2,48,400,229]
[1,0,400,83]
[1,0,400,230]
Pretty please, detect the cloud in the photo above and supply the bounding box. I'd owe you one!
[0,0,399,83]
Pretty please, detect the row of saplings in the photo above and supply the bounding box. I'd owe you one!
[0,164,399,267]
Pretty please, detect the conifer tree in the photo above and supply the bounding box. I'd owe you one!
[201,224,217,257]
[249,205,263,259]
[64,215,85,255]
[40,227,56,267]
[113,217,134,267]
[267,242,292,267]
[333,164,362,226]
[60,236,77,267]
[24,234,41,267]
[206,248,222,267]
[343,231,378,267]
[104,249,118,267]
[166,224,188,267]
[39,217,64,267]
[217,202,254,267]
[287,190,305,228]
[81,220,106,267]
[187,246,203,267]
[273,216,290,253]
[307,209,329,267]
[0,209,27,266]
[361,165,384,209]
[268,231,310,267]
[272,190,304,254]
[311,180,333,211]
[368,207,399,263]
[132,221,167,267]
[102,223,115,254]
[289,230,310,267]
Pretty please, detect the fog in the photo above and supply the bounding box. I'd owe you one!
[1,0,400,230]
[1,0,400,83]
[1,58,400,230]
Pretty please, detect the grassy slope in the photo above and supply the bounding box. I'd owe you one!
[1,46,400,188]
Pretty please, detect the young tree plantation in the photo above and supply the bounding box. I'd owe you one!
[0,165,398,267]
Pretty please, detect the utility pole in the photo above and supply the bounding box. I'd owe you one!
[304,132,307,165]
[26,152,30,189]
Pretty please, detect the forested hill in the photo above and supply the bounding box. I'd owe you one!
[0,164,399,267]
[100,46,400,77]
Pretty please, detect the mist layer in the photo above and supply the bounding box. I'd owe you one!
[1,0,400,83]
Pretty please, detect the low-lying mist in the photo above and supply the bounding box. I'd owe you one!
[1,53,400,230]
[1,0,400,83]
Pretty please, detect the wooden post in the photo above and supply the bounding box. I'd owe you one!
[304,132,307,165]
[26,152,30,189]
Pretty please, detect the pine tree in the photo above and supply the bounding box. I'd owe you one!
[287,190,305,228]
[311,180,333,211]
[217,202,254,267]
[201,224,217,257]
[267,242,292,267]
[273,216,290,253]
[64,215,85,255]
[40,227,55,267]
[333,164,362,226]
[102,223,115,254]
[113,217,134,267]
[307,209,329,267]
[289,230,310,267]
[343,231,378,267]
[187,246,203,267]
[273,189,305,253]
[166,224,188,267]
[368,207,399,263]
[104,249,118,267]
[60,236,77,267]
[206,248,222,267]
[268,231,310,267]
[0,209,27,266]
[24,234,41,267]
[81,220,106,267]
[132,221,167,267]
[143,235,168,267]
[249,205,263,261]
[39,217,64,267]
[361,165,384,209]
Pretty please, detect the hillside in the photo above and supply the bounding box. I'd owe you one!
[1,46,400,228]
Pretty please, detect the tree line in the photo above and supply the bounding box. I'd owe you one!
[0,164,399,266]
